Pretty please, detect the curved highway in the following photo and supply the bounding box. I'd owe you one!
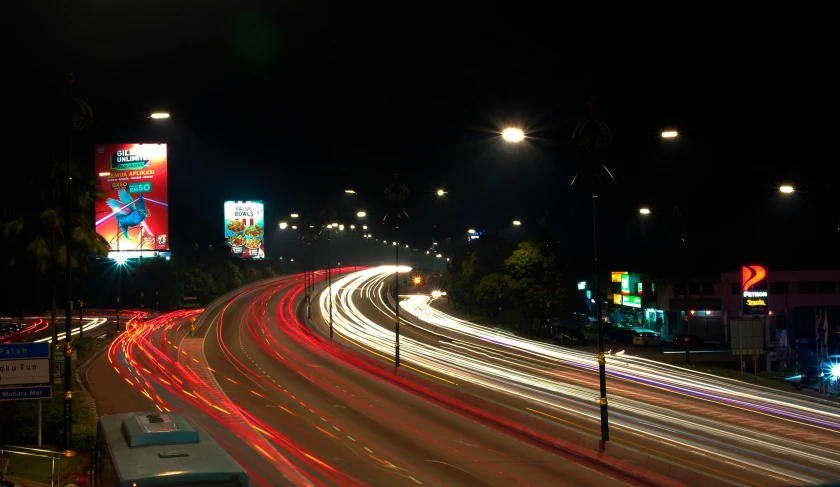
[312,266,840,487]
[109,272,644,486]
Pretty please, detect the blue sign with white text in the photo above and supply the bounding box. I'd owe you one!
[0,343,50,360]
[0,386,52,401]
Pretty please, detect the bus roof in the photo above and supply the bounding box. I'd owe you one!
[99,412,247,485]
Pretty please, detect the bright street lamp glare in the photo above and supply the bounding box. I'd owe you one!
[150,112,170,119]
[502,127,525,142]
[279,222,288,229]
[437,189,446,196]
[661,130,678,138]
[345,189,356,194]
[362,225,368,230]
[467,229,476,234]
[639,208,651,215]
[356,211,367,217]
[779,185,795,194]
[290,213,299,218]
[512,220,521,226]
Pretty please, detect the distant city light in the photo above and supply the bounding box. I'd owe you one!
[661,130,678,138]
[291,225,297,229]
[467,229,475,234]
[512,220,521,226]
[345,189,356,194]
[362,225,368,230]
[639,208,651,215]
[350,224,355,229]
[437,189,446,196]
[357,211,367,217]
[150,112,170,119]
[501,127,525,142]
[779,185,795,194]
[290,213,299,218]
[338,225,345,231]
[279,222,288,229]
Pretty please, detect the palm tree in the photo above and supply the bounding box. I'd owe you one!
[2,158,108,348]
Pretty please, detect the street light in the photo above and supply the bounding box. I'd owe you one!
[639,208,651,215]
[661,130,678,138]
[512,220,521,226]
[501,127,525,142]
[437,189,446,196]
[149,112,170,119]
[779,185,795,194]
[279,222,288,229]
[467,229,475,234]
[345,189,356,194]
[357,211,367,217]
[291,213,299,218]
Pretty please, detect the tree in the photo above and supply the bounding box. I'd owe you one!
[474,273,510,320]
[505,240,570,330]
[2,158,108,346]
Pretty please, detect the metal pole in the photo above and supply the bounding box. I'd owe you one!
[327,231,333,339]
[38,399,43,447]
[593,195,609,443]
[395,227,400,368]
[64,167,73,455]
[683,225,691,365]
[740,320,744,375]
[753,317,758,377]
[116,266,121,331]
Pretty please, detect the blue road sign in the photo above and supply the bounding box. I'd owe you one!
[0,385,52,401]
[0,343,50,360]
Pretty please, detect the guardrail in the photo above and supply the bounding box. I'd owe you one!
[1,446,65,487]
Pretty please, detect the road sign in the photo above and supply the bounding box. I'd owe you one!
[0,343,50,360]
[0,385,52,401]
[0,358,50,385]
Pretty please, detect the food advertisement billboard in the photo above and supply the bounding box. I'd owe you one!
[94,144,169,252]
[224,201,265,259]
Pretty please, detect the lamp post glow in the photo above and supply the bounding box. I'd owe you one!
[779,185,795,194]
[661,130,678,138]
[357,211,367,217]
[639,208,651,215]
[345,189,356,194]
[279,222,288,229]
[150,112,170,119]
[502,127,525,142]
[437,189,446,196]
[512,220,521,226]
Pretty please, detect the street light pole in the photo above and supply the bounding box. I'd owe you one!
[394,232,400,367]
[593,195,609,443]
[327,228,333,339]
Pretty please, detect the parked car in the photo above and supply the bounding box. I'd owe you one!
[672,334,703,349]
[633,331,665,346]
[607,328,637,344]
[553,326,586,345]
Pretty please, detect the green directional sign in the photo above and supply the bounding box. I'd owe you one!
[128,182,153,193]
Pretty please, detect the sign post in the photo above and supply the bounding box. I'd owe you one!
[0,343,52,446]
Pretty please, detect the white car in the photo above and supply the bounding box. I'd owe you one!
[633,331,664,346]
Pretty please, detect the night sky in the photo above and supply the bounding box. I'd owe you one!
[7,5,839,277]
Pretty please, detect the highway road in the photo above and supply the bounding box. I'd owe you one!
[101,273,645,486]
[199,273,648,486]
[312,266,840,487]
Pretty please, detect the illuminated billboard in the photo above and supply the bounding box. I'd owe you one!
[94,144,169,253]
[224,201,265,259]
[742,265,768,315]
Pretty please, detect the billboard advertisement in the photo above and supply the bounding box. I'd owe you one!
[742,265,768,315]
[94,144,169,252]
[224,201,265,259]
